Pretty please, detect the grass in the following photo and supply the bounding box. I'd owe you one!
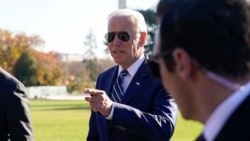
[30,100,90,141]
[172,113,203,141]
[29,100,203,141]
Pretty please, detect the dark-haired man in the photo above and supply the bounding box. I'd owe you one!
[151,0,250,140]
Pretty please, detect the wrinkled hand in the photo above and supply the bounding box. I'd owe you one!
[84,88,113,117]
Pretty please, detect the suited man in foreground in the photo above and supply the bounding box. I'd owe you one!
[0,67,34,141]
[151,0,250,140]
[84,9,178,141]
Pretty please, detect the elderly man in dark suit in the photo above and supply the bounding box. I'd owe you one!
[0,67,34,141]
[151,0,250,140]
[84,9,178,141]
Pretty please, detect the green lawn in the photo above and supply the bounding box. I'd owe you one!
[29,100,203,141]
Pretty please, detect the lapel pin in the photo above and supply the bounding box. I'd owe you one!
[136,82,140,86]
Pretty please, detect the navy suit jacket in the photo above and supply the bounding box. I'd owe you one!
[196,94,250,141]
[87,57,178,141]
[0,68,34,141]
[215,94,250,140]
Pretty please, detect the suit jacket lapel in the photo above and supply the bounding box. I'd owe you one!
[121,59,150,104]
[106,66,119,98]
[215,94,250,140]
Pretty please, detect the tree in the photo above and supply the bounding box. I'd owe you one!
[13,51,39,86]
[34,51,64,85]
[62,61,90,94]
[137,9,158,55]
[83,30,97,60]
[85,59,100,81]
[83,30,102,82]
[13,50,64,86]
[0,29,44,73]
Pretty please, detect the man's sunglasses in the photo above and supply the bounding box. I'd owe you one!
[105,32,130,43]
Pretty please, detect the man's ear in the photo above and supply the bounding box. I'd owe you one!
[139,31,147,46]
[172,48,194,79]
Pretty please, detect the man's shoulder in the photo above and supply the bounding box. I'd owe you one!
[0,67,19,81]
[0,67,25,91]
[100,65,118,76]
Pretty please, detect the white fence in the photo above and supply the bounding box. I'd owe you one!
[26,86,68,99]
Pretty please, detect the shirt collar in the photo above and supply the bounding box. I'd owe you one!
[204,81,250,141]
[118,54,145,78]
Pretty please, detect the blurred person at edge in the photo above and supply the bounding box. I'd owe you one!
[84,9,178,141]
[0,67,34,141]
[149,0,250,140]
[149,0,180,74]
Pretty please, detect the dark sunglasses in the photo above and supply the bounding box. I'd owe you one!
[105,32,130,43]
[147,50,173,79]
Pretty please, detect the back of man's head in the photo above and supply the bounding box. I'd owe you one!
[160,0,250,77]
[156,0,179,22]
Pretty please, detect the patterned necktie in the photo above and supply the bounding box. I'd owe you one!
[111,70,128,102]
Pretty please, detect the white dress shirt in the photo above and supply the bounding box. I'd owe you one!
[118,54,145,93]
[106,54,145,119]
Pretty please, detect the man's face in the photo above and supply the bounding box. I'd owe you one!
[107,16,143,69]
[153,29,196,118]
[158,58,176,97]
[157,47,198,120]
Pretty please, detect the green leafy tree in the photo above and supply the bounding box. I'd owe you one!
[13,51,39,86]
[13,50,64,86]
[137,9,158,55]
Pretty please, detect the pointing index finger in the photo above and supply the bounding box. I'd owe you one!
[84,88,103,96]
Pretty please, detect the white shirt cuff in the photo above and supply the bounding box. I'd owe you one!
[106,103,114,120]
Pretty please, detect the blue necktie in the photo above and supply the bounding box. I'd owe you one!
[111,70,128,102]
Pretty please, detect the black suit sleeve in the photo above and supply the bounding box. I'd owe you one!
[5,82,34,141]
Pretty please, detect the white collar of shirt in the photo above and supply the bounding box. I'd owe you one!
[118,54,145,78]
[118,54,145,92]
[106,54,145,120]
[204,81,250,141]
